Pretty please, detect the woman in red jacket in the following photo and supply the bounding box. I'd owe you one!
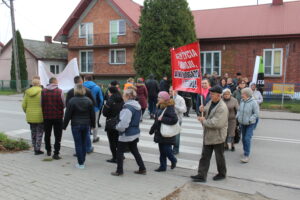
[136,78,148,120]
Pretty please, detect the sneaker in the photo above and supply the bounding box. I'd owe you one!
[106,158,117,163]
[171,161,177,169]
[93,137,100,143]
[34,150,44,155]
[154,168,166,172]
[172,150,179,155]
[134,169,147,175]
[111,171,123,176]
[241,156,250,163]
[191,174,206,182]
[87,147,94,154]
[47,151,51,156]
[231,146,235,152]
[73,153,77,157]
[52,154,62,160]
[213,174,226,181]
[75,164,85,169]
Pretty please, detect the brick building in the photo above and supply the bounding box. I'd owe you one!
[54,0,300,83]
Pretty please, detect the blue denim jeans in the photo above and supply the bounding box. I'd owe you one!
[254,118,259,129]
[86,130,93,153]
[158,143,177,170]
[241,124,255,157]
[148,96,157,115]
[72,125,89,165]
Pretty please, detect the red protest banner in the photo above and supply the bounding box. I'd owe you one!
[171,42,202,94]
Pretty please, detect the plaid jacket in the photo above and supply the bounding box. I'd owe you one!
[41,87,64,119]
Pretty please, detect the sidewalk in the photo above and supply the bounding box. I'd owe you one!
[260,110,300,121]
[1,147,299,200]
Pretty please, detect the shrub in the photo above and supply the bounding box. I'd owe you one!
[0,133,30,152]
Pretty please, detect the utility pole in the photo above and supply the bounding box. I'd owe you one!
[2,0,21,92]
[281,44,290,108]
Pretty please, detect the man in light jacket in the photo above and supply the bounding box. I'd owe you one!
[191,85,229,182]
[169,86,186,155]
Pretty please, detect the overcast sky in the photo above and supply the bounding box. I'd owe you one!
[0,0,298,44]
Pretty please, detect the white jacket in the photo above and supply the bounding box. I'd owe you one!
[173,94,187,123]
[253,90,263,105]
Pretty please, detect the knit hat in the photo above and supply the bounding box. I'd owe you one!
[158,91,170,101]
[209,85,223,94]
[108,86,119,94]
[241,87,253,97]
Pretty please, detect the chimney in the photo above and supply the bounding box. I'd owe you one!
[44,36,52,43]
[272,0,283,6]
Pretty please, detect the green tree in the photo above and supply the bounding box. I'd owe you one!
[134,0,197,80]
[10,30,28,89]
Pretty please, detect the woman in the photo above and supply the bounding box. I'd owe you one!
[237,88,259,163]
[196,79,211,116]
[22,78,44,155]
[250,83,263,129]
[233,80,247,104]
[136,78,148,120]
[222,89,239,151]
[111,89,146,176]
[63,84,95,169]
[150,91,178,172]
[219,78,228,90]
[102,86,124,163]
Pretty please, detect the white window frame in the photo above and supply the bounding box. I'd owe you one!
[50,64,60,74]
[200,51,222,75]
[109,20,126,44]
[263,48,283,77]
[79,50,93,73]
[78,23,93,45]
[109,49,126,65]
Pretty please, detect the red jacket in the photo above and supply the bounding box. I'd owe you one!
[41,84,64,119]
[136,84,148,109]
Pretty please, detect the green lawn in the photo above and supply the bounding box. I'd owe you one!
[0,90,18,95]
[261,101,300,113]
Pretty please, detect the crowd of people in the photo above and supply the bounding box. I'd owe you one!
[22,72,262,181]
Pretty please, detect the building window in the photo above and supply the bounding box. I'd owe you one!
[50,65,60,74]
[200,51,221,75]
[109,49,126,64]
[79,23,93,45]
[263,48,283,76]
[109,20,126,44]
[80,51,93,73]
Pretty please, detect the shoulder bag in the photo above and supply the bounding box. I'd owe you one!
[160,108,181,138]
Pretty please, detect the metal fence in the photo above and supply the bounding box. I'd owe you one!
[263,83,300,101]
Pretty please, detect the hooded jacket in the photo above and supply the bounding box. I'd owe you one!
[237,97,259,125]
[116,100,141,142]
[22,86,43,123]
[63,95,95,129]
[83,81,104,112]
[145,77,159,98]
[136,83,148,109]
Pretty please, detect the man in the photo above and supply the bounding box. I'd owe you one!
[178,91,192,117]
[41,77,65,159]
[159,75,170,92]
[209,71,219,87]
[83,76,104,143]
[66,76,95,154]
[191,85,228,182]
[233,72,242,86]
[145,74,160,119]
[227,78,236,93]
[250,82,263,129]
[169,87,186,155]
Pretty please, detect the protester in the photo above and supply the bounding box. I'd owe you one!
[243,77,250,87]
[83,76,104,143]
[209,71,219,87]
[223,73,229,79]
[41,77,65,159]
[145,74,160,119]
[63,84,95,169]
[196,79,211,116]
[191,86,228,182]
[250,83,263,129]
[22,78,44,155]
[149,91,178,172]
[103,86,124,163]
[66,76,95,154]
[169,87,187,155]
[237,88,259,163]
[104,80,120,102]
[136,78,148,120]
[123,78,134,91]
[227,78,236,93]
[222,89,239,151]
[111,89,146,176]
[178,91,192,117]
[219,78,228,90]
[233,80,247,104]
[159,75,170,92]
[233,72,242,86]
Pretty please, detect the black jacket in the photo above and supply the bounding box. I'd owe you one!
[63,96,95,129]
[159,79,170,92]
[145,79,159,98]
[66,88,95,107]
[102,93,124,131]
[150,100,178,145]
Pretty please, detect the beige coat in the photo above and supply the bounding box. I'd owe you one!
[202,99,229,145]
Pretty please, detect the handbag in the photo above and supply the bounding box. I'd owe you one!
[234,121,241,144]
[159,108,181,138]
[105,115,119,131]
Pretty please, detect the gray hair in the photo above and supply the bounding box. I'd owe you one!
[222,88,232,96]
[74,84,86,96]
[123,89,137,100]
[241,87,253,97]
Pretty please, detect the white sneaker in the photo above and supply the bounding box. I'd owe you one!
[75,164,85,169]
[240,156,250,163]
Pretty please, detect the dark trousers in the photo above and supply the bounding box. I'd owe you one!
[71,125,88,165]
[107,129,119,160]
[159,143,177,170]
[197,143,227,179]
[44,119,63,155]
[29,123,44,151]
[116,138,146,173]
[148,96,157,115]
[184,97,192,115]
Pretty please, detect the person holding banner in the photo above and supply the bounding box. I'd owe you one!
[149,91,178,172]
[196,79,211,116]
[191,85,228,182]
